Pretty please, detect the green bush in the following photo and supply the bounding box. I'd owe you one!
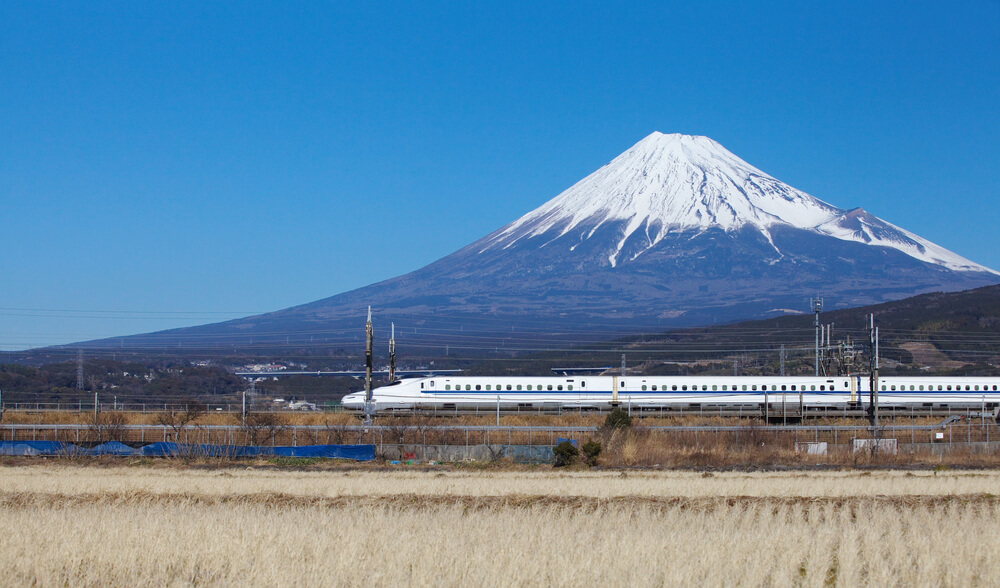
[552,441,579,467]
[604,408,632,429]
[581,440,602,466]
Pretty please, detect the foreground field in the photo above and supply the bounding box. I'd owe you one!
[2,466,999,586]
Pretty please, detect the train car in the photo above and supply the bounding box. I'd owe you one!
[341,375,1000,411]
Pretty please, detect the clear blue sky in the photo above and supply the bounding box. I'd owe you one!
[2,1,998,350]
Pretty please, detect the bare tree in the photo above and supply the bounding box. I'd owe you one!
[90,411,129,443]
[156,399,206,441]
[382,417,411,444]
[241,411,287,446]
[324,421,353,445]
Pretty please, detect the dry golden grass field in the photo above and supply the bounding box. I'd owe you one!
[2,465,999,586]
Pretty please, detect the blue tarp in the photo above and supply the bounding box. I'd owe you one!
[556,437,578,447]
[0,440,375,461]
[138,442,265,457]
[138,442,375,460]
[0,441,78,456]
[271,444,376,460]
[89,441,137,456]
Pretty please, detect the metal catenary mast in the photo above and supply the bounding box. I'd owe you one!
[388,322,396,383]
[363,307,375,425]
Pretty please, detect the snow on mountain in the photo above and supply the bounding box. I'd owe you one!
[479,132,996,274]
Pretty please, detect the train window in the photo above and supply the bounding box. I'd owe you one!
[810,385,816,391]
[791,385,796,391]
[891,385,896,391]
[642,385,647,391]
[463,385,469,390]
[672,385,678,391]
[994,385,998,391]
[516,385,522,391]
[506,385,512,391]
[919,385,924,391]
[722,385,728,391]
[761,385,767,391]
[702,385,708,391]
[910,385,915,391]
[420,383,424,389]
[652,385,657,391]
[581,381,586,388]
[680,385,687,391]
[712,385,717,391]
[547,385,553,391]
[742,385,748,391]
[567,385,573,391]
[975,385,980,391]
[881,385,886,391]
[475,385,481,391]
[946,385,952,391]
[620,381,626,388]
[526,385,532,391]
[485,385,491,391]
[557,385,563,391]
[445,385,451,390]
[966,385,971,391]
[781,385,786,391]
[820,385,825,391]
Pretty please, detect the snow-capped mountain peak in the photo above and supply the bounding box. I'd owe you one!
[479,132,996,274]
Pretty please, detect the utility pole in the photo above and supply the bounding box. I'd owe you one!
[868,314,880,455]
[810,298,823,376]
[388,322,396,384]
[363,307,375,426]
[621,354,626,376]
[780,345,785,377]
[76,349,84,392]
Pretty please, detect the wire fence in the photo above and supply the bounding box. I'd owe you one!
[2,421,999,453]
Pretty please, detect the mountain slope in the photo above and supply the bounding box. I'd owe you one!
[81,133,999,352]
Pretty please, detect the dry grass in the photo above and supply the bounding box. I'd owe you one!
[2,466,1000,586]
[5,466,1000,498]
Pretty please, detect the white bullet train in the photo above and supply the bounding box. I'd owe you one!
[341,374,1000,411]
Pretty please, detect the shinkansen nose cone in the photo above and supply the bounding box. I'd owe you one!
[341,392,365,410]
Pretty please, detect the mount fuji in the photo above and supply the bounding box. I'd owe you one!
[92,132,999,351]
